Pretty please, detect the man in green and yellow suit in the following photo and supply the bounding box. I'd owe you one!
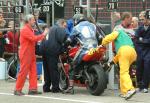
[101,29,137,100]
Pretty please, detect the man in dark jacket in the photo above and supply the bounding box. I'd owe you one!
[42,19,67,93]
[0,11,6,57]
[135,11,150,93]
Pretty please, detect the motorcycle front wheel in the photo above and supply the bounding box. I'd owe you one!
[59,67,69,90]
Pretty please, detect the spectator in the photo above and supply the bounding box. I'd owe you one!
[5,21,19,53]
[131,17,139,30]
[14,14,48,96]
[34,9,45,24]
[33,9,47,55]
[135,11,150,93]
[42,19,68,93]
[101,29,137,100]
[112,12,121,27]
[0,11,7,57]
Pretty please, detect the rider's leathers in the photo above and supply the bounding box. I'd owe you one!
[69,20,98,79]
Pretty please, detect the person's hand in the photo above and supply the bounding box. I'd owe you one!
[139,37,143,42]
[98,44,103,48]
[43,28,49,36]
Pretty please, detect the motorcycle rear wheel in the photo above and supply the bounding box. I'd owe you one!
[86,64,107,96]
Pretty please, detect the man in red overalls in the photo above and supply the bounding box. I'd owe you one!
[14,14,48,96]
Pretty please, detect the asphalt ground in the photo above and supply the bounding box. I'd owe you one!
[0,80,150,103]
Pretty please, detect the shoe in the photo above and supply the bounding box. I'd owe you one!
[136,88,142,92]
[28,90,42,95]
[43,85,52,92]
[51,88,61,93]
[125,89,136,100]
[119,94,126,98]
[136,88,148,93]
[62,86,74,94]
[14,90,25,96]
[143,88,148,93]
[43,89,52,93]
[43,89,51,93]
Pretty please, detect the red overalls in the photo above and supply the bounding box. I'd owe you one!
[15,24,45,91]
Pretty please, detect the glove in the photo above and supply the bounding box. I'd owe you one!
[64,37,72,46]
[98,35,103,45]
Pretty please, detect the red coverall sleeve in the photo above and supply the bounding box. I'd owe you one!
[21,29,45,42]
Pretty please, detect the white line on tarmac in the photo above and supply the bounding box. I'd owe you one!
[0,92,103,103]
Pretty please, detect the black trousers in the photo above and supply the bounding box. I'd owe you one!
[142,57,150,89]
[0,46,4,57]
[43,53,60,91]
[136,51,150,89]
[136,55,144,88]
[43,54,51,91]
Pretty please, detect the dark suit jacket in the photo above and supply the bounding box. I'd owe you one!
[42,26,67,55]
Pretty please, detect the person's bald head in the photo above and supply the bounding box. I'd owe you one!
[131,17,139,28]
[56,19,67,28]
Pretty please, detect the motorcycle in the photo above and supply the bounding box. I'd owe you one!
[59,40,109,96]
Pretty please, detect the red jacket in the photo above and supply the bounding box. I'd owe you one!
[5,31,19,52]
[7,31,19,45]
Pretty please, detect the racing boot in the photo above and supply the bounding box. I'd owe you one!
[63,80,74,94]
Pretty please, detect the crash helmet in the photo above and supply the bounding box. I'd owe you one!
[73,13,85,25]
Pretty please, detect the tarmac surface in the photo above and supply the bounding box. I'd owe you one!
[0,79,150,103]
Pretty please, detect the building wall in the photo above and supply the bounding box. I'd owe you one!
[64,0,150,24]
[0,0,20,25]
[1,0,150,24]
[64,0,73,18]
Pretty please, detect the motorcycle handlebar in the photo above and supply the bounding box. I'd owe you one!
[76,37,84,46]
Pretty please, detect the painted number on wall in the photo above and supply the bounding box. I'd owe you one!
[107,2,117,10]
[13,6,24,13]
[41,5,51,13]
[74,7,83,14]
[146,10,150,19]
